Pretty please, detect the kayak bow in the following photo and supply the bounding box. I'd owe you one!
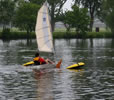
[23,61,34,66]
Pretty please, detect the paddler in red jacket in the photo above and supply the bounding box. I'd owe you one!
[33,52,54,65]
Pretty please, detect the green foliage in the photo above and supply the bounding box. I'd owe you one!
[9,32,35,39]
[60,5,90,38]
[0,29,112,39]
[29,0,45,5]
[14,2,40,34]
[53,31,112,39]
[53,31,76,39]
[47,0,67,32]
[0,31,35,39]
[101,0,114,35]
[24,0,67,32]
[71,6,90,35]
[74,0,103,31]
[58,11,72,32]
[1,28,11,39]
[0,0,15,29]
[87,32,112,38]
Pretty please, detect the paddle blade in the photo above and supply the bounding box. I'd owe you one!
[56,59,62,68]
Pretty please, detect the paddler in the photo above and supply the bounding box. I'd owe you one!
[33,52,54,65]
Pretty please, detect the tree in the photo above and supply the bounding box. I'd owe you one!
[74,0,103,32]
[101,0,114,35]
[0,0,15,30]
[59,11,73,33]
[60,5,90,37]
[14,2,40,38]
[47,0,67,32]
[27,0,67,32]
[29,0,45,5]
[71,5,90,37]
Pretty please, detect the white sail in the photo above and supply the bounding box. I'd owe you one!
[35,2,54,53]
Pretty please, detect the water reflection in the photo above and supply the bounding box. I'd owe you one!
[0,39,114,100]
[0,39,37,65]
[33,69,54,100]
[33,68,85,100]
[0,65,37,100]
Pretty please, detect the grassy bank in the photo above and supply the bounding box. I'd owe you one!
[87,32,113,38]
[53,28,113,38]
[53,31,113,39]
[0,28,113,39]
[0,31,35,39]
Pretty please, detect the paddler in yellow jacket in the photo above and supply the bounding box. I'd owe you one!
[33,52,54,65]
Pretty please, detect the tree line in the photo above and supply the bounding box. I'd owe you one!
[0,0,114,39]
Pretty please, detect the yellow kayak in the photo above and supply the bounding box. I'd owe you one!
[23,61,34,66]
[66,62,85,69]
[23,59,62,68]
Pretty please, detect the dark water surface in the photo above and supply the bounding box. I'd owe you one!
[0,39,114,100]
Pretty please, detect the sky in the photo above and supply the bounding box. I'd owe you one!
[63,0,74,11]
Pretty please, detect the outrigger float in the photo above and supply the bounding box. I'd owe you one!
[66,62,85,69]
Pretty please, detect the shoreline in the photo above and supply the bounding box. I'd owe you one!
[0,31,113,40]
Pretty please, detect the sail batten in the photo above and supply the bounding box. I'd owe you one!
[35,2,54,53]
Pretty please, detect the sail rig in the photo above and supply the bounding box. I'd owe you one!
[35,2,54,53]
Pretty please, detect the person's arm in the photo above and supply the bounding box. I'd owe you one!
[45,59,55,64]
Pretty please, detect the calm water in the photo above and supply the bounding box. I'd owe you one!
[0,39,114,100]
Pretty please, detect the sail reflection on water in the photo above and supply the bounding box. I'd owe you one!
[33,69,54,100]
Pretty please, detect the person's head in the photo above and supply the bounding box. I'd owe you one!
[35,52,39,57]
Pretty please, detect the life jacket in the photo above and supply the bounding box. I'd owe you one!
[33,57,46,65]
